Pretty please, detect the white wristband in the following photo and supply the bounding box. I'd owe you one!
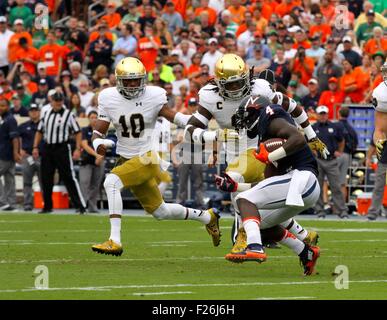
[268,147,287,162]
[92,138,115,151]
[304,125,317,140]
[174,112,191,128]
[294,110,308,125]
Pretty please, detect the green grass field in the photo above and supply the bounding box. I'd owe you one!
[1,212,387,300]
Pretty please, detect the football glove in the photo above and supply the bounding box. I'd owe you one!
[216,128,239,142]
[253,143,270,164]
[308,137,330,159]
[376,139,387,160]
[215,173,238,192]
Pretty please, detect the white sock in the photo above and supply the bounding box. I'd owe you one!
[109,217,121,245]
[243,217,262,245]
[154,203,211,224]
[158,182,169,194]
[281,218,308,241]
[279,229,305,255]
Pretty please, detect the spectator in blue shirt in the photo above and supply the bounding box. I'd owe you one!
[161,1,184,36]
[18,104,42,211]
[112,24,137,68]
[0,98,21,211]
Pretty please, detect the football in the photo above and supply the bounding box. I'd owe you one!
[262,138,287,152]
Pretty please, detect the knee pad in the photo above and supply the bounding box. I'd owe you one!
[103,174,123,192]
[152,202,169,220]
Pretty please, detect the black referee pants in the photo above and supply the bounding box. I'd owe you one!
[41,143,86,211]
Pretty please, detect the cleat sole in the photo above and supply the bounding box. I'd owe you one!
[91,247,123,256]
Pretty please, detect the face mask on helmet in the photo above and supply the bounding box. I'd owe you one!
[216,73,250,100]
[116,76,147,99]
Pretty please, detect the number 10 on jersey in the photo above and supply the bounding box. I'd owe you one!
[119,114,145,138]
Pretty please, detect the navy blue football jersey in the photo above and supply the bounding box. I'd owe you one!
[248,104,318,176]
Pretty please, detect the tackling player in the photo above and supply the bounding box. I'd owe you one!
[91,57,221,256]
[373,61,387,175]
[223,95,321,275]
[185,54,323,253]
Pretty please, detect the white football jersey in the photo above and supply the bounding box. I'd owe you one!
[372,81,387,113]
[98,86,167,158]
[197,79,276,160]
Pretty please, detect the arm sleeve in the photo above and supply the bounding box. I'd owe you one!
[8,118,19,139]
[97,91,112,122]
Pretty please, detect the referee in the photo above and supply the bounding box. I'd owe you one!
[32,91,86,214]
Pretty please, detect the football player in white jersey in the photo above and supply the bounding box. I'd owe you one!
[373,61,387,171]
[90,57,221,256]
[185,54,325,253]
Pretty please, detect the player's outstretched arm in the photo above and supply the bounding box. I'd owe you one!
[267,117,306,157]
[158,104,192,128]
[273,93,329,159]
[91,120,112,156]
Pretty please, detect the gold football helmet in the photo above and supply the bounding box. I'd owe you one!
[115,57,147,99]
[214,54,251,100]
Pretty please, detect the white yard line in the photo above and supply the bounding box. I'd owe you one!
[1,254,387,265]
[132,291,193,296]
[0,242,92,246]
[0,220,36,223]
[1,279,387,294]
[253,296,315,300]
[329,239,387,243]
[0,230,105,233]
[312,228,387,232]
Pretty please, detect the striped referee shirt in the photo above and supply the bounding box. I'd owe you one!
[37,106,81,144]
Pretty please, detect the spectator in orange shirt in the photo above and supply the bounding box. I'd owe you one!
[227,0,247,25]
[250,1,274,21]
[7,19,32,64]
[235,10,254,38]
[318,77,345,120]
[88,21,114,44]
[14,37,39,76]
[289,46,315,85]
[187,53,203,80]
[137,23,161,72]
[363,26,387,56]
[194,0,217,26]
[293,29,311,50]
[39,31,63,79]
[363,62,383,103]
[354,54,373,92]
[100,2,121,31]
[251,4,268,35]
[309,12,332,44]
[340,59,364,103]
[320,0,335,23]
[275,0,301,18]
[0,80,15,101]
